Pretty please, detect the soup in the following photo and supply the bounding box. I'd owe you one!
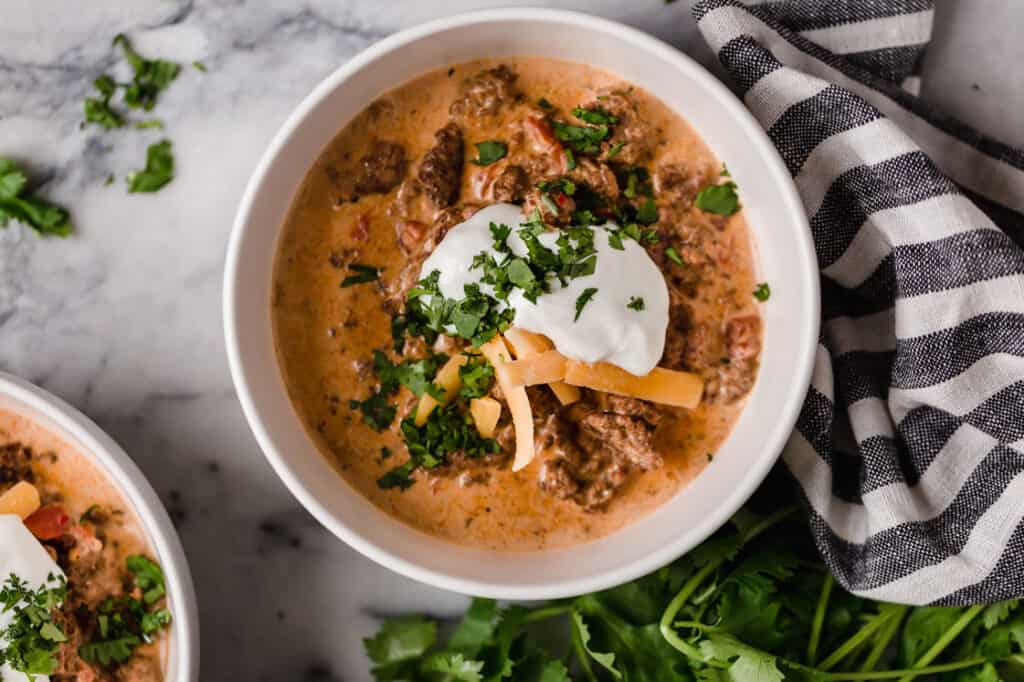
[0,408,171,681]
[273,58,762,551]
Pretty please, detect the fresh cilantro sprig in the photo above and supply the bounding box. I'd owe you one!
[362,499,1024,681]
[127,140,174,193]
[0,573,67,677]
[695,179,741,216]
[0,159,72,237]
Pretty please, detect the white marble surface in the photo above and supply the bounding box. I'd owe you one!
[0,1,1020,679]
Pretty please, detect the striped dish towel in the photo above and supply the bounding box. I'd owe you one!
[692,0,1024,605]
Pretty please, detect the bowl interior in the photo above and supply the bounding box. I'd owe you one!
[0,374,198,680]
[226,10,818,599]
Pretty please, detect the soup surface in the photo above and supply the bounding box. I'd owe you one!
[0,408,168,681]
[273,58,762,551]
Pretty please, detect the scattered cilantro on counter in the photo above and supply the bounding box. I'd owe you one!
[361,493,1024,682]
[471,140,507,166]
[112,34,180,112]
[695,179,741,216]
[0,158,72,237]
[192,61,207,73]
[754,282,772,302]
[0,573,68,677]
[340,263,380,287]
[127,140,174,193]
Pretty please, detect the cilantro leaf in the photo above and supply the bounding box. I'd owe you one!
[112,34,180,112]
[350,393,398,432]
[471,141,507,166]
[421,652,485,681]
[695,181,740,216]
[341,263,380,287]
[458,357,495,399]
[753,283,771,302]
[665,246,683,266]
[699,633,784,682]
[126,555,166,604]
[572,610,621,678]
[127,139,174,193]
[364,615,437,680]
[574,287,597,322]
[552,120,609,155]
[627,296,644,311]
[0,158,72,237]
[573,106,618,125]
[79,635,142,667]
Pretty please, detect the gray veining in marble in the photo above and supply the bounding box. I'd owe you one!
[1,1,1021,679]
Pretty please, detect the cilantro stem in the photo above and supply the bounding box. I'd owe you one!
[806,656,988,680]
[807,573,833,666]
[570,611,598,682]
[659,505,799,662]
[522,605,572,623]
[818,610,891,671]
[895,605,984,682]
[860,606,906,672]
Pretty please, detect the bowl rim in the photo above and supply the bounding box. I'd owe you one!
[0,371,200,681]
[224,7,820,599]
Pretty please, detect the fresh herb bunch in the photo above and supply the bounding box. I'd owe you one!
[79,555,171,667]
[362,500,1024,681]
[0,573,68,676]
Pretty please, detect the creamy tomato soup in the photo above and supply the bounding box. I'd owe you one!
[0,409,170,681]
[273,58,762,551]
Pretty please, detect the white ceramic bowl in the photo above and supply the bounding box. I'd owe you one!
[0,372,199,681]
[224,8,819,600]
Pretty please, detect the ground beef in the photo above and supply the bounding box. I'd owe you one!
[354,140,407,194]
[578,413,661,470]
[655,161,712,209]
[568,158,619,199]
[418,122,465,208]
[585,91,654,165]
[449,65,520,119]
[711,315,761,403]
[0,442,34,486]
[492,164,529,203]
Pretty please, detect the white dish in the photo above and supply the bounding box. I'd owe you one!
[0,372,199,681]
[224,8,819,600]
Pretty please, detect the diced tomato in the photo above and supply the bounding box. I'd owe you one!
[24,505,69,540]
[555,193,570,207]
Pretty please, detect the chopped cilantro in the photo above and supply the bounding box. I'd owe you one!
[192,60,207,72]
[665,246,683,266]
[0,573,67,676]
[574,287,598,322]
[564,147,576,170]
[126,140,174,193]
[552,120,610,155]
[627,296,645,311]
[572,106,618,125]
[84,75,125,129]
[695,180,740,216]
[606,141,625,159]
[608,230,624,251]
[104,174,115,187]
[126,555,166,605]
[754,282,771,302]
[112,34,180,112]
[635,197,658,224]
[340,263,380,287]
[471,140,507,166]
[133,119,164,130]
[0,158,72,237]
[538,97,554,110]
[643,229,661,243]
[459,357,495,398]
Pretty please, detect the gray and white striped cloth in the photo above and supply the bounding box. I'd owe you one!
[692,0,1024,605]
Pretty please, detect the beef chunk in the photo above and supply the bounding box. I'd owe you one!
[578,413,661,470]
[354,140,407,194]
[712,315,761,403]
[539,457,580,499]
[568,158,619,199]
[450,65,520,119]
[418,122,464,208]
[661,303,693,370]
[492,164,529,203]
[655,161,711,209]
[0,442,34,486]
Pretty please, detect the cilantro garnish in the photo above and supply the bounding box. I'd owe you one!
[537,97,554,110]
[350,393,397,432]
[552,120,610,155]
[192,60,207,73]
[695,180,741,216]
[0,158,72,237]
[574,288,598,322]
[606,141,626,159]
[471,141,507,166]
[378,401,500,490]
[126,555,167,605]
[134,119,164,130]
[340,263,380,287]
[0,573,67,677]
[127,140,174,193]
[572,106,618,126]
[78,582,171,668]
[754,282,771,302]
[458,357,495,398]
[635,197,658,225]
[349,351,448,431]
[665,246,683,266]
[627,296,645,311]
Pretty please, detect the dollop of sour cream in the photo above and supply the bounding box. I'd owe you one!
[0,514,64,682]
[419,203,669,376]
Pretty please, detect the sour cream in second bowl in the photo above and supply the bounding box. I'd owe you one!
[419,203,670,376]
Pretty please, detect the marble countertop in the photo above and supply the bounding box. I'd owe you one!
[1,1,1021,679]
